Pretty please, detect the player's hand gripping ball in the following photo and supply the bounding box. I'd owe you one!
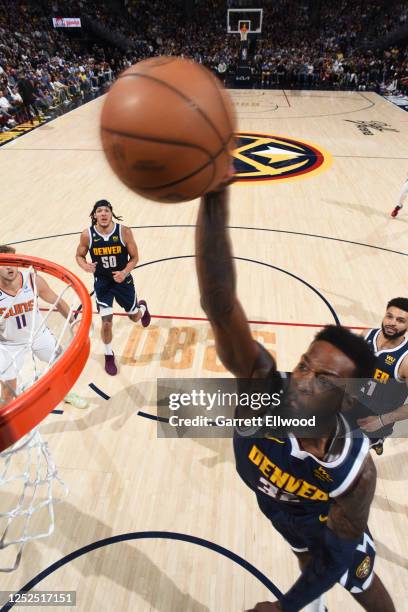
[100,56,236,203]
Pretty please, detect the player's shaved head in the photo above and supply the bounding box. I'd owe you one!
[313,326,376,379]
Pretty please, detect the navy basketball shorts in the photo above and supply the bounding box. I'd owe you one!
[94,275,138,317]
[256,495,376,594]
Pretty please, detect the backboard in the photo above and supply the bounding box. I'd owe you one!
[227,8,263,34]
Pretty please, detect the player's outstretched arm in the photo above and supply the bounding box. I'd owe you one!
[36,275,73,322]
[75,230,96,273]
[281,457,376,608]
[278,455,394,611]
[196,185,276,378]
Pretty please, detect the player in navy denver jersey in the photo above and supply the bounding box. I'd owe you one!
[356,298,408,455]
[195,182,394,611]
[76,200,150,375]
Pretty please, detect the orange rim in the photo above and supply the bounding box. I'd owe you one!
[0,255,92,452]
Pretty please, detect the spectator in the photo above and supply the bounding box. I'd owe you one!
[17,72,38,122]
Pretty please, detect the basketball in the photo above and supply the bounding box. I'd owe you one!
[100,57,236,203]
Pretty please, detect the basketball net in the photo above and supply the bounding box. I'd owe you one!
[0,260,90,571]
[0,428,67,572]
[240,24,248,42]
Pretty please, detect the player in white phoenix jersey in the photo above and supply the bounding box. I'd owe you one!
[0,245,88,409]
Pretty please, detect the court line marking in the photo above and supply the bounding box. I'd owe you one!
[3,247,342,327]
[0,92,379,146]
[236,99,376,120]
[236,104,280,114]
[87,248,344,407]
[6,224,407,257]
[231,92,363,100]
[87,249,344,404]
[135,254,340,325]
[282,89,291,108]
[137,410,221,426]
[0,531,282,611]
[88,383,110,400]
[94,311,367,329]
[138,410,169,424]
[235,90,377,119]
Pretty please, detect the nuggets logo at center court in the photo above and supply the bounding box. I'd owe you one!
[233,133,332,182]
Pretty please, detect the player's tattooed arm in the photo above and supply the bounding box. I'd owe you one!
[196,185,276,378]
[280,455,376,610]
[328,453,376,539]
[75,230,95,273]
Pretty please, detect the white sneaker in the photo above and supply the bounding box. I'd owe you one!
[64,392,89,409]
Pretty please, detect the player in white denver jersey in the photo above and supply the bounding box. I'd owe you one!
[0,245,87,409]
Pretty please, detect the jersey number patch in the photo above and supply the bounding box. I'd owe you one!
[101,255,117,269]
[361,380,377,396]
[16,314,27,329]
[257,476,300,503]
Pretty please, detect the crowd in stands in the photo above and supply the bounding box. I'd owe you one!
[0,0,407,132]
[94,0,408,93]
[0,0,113,131]
[250,0,408,92]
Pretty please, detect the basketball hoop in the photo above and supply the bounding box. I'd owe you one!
[240,24,248,43]
[0,254,91,450]
[0,254,91,570]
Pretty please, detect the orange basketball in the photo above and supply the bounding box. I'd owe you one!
[100,57,236,203]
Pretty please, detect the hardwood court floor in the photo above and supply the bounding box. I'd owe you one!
[1,90,408,611]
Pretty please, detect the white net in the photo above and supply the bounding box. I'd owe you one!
[0,428,67,572]
[240,28,248,42]
[0,265,81,571]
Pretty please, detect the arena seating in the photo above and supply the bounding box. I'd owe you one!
[0,0,407,132]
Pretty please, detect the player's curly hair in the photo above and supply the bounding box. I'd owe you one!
[387,297,408,314]
[90,200,123,225]
[314,325,376,379]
